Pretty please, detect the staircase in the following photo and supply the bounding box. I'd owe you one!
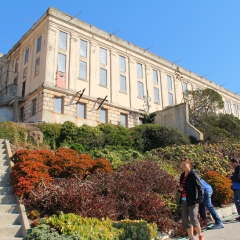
[0,139,24,240]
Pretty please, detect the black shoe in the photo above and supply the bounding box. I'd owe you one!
[235,216,240,221]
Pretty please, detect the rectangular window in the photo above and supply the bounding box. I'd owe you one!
[79,61,87,80]
[153,70,158,84]
[138,81,144,98]
[183,82,188,92]
[59,31,67,50]
[167,75,172,90]
[77,103,86,119]
[53,97,63,114]
[35,58,40,76]
[99,108,107,123]
[15,59,19,73]
[154,87,160,103]
[23,67,27,80]
[22,81,26,97]
[19,107,24,122]
[100,48,107,65]
[137,63,143,78]
[58,53,66,72]
[13,77,18,85]
[24,49,29,64]
[233,104,238,116]
[80,39,87,58]
[100,68,107,86]
[139,118,143,125]
[168,92,174,106]
[37,36,42,53]
[31,98,37,116]
[225,100,230,113]
[120,75,126,93]
[119,56,126,72]
[120,113,128,127]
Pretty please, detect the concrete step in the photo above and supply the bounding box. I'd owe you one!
[0,160,9,166]
[0,172,11,180]
[0,213,20,225]
[0,187,13,195]
[0,195,16,204]
[0,178,11,187]
[0,225,23,238]
[0,149,6,155]
[0,165,10,172]
[0,154,7,161]
[0,204,18,213]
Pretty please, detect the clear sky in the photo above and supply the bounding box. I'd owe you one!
[1,0,240,94]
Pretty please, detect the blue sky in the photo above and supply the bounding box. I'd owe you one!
[1,0,240,94]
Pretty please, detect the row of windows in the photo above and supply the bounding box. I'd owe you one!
[52,97,128,127]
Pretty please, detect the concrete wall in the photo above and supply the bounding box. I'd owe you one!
[0,85,17,104]
[154,103,204,141]
[0,106,13,121]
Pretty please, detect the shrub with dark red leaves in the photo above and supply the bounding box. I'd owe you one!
[23,178,118,220]
[22,161,178,234]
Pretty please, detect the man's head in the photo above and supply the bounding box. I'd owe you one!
[230,158,239,169]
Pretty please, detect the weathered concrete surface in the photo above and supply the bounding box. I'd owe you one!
[154,103,204,141]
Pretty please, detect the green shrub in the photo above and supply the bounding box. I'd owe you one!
[113,219,158,240]
[36,122,61,149]
[0,121,26,145]
[76,124,105,150]
[26,223,80,240]
[42,213,122,239]
[59,121,79,146]
[90,148,144,169]
[97,123,134,149]
[130,124,190,152]
[70,143,86,153]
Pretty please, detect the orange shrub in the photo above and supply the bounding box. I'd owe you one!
[10,148,113,196]
[202,171,233,206]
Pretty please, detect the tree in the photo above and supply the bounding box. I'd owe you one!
[184,88,224,125]
[141,113,156,124]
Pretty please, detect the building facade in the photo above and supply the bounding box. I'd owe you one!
[0,7,239,127]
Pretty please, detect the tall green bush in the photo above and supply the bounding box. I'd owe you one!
[130,124,190,152]
[97,123,133,149]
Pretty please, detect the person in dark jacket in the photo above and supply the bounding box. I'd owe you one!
[179,158,204,240]
[229,158,240,221]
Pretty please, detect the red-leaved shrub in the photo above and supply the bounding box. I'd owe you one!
[10,148,113,196]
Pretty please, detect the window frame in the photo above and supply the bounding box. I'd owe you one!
[154,87,160,103]
[137,81,144,98]
[35,58,40,76]
[120,113,128,127]
[100,47,107,65]
[137,63,143,79]
[36,36,42,53]
[31,98,37,116]
[59,31,67,50]
[24,49,29,64]
[99,108,107,123]
[80,39,87,58]
[79,61,87,80]
[100,68,107,86]
[77,102,86,119]
[153,69,158,84]
[53,96,64,114]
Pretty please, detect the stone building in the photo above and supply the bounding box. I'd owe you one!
[0,7,239,127]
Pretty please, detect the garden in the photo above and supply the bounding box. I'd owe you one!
[1,111,240,239]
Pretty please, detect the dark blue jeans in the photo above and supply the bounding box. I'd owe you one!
[233,189,240,215]
[199,188,222,225]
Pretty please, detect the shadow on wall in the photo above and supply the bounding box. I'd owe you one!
[154,103,203,142]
